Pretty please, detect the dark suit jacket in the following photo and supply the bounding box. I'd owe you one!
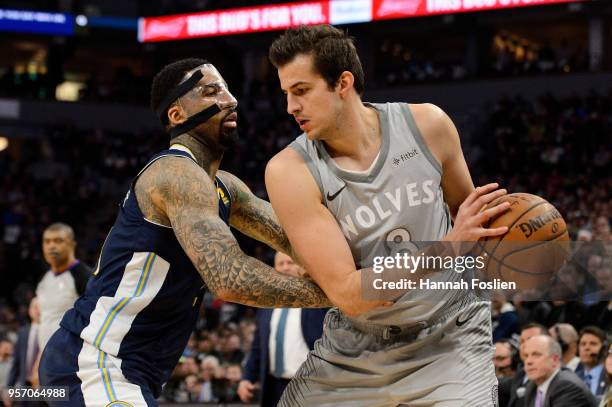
[6,324,35,387]
[575,363,608,398]
[504,368,528,407]
[524,368,597,407]
[243,308,327,404]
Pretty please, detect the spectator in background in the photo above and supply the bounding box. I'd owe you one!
[0,339,14,402]
[549,323,580,371]
[198,355,224,403]
[593,216,610,241]
[220,363,242,403]
[219,333,244,365]
[523,335,596,407]
[576,326,609,400]
[238,252,328,407]
[599,344,611,407]
[161,356,200,402]
[500,323,549,407]
[492,291,520,342]
[494,339,520,379]
[6,297,40,388]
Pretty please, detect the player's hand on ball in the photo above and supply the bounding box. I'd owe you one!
[447,183,510,241]
[238,379,257,402]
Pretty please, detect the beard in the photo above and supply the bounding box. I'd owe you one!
[219,124,239,148]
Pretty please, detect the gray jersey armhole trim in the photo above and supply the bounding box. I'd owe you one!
[401,104,443,175]
[288,140,325,199]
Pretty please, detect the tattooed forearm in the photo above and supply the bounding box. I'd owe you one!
[232,195,293,256]
[180,217,329,308]
[155,158,329,308]
[219,171,293,257]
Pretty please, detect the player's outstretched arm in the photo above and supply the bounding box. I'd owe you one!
[216,170,293,258]
[138,156,330,308]
[265,149,389,317]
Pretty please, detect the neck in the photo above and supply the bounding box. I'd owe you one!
[171,134,223,180]
[51,257,77,274]
[536,368,559,386]
[323,100,380,161]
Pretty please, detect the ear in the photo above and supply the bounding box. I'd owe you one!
[337,71,355,98]
[167,103,187,126]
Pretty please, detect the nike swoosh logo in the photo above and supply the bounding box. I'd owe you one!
[326,185,346,201]
[456,310,477,327]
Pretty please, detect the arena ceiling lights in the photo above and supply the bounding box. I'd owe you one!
[138,0,583,43]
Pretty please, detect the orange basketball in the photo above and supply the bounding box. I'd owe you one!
[478,193,570,289]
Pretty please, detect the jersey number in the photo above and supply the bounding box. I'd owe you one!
[384,227,417,256]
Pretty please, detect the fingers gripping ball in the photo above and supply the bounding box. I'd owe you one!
[478,193,570,289]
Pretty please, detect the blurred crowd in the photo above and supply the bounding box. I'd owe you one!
[0,32,596,105]
[0,84,610,404]
[377,36,590,87]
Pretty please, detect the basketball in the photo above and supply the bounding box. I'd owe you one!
[478,193,570,289]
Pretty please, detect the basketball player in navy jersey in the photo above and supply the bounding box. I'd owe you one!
[265,25,510,406]
[38,59,335,407]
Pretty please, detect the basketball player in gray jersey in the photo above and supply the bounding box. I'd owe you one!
[265,25,512,406]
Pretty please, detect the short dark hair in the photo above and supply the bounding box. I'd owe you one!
[150,58,209,125]
[269,24,365,95]
[579,326,606,343]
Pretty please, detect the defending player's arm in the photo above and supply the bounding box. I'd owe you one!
[216,170,293,258]
[139,156,330,308]
[266,151,388,317]
[410,103,510,241]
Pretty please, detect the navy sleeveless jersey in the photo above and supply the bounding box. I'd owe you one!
[60,149,232,397]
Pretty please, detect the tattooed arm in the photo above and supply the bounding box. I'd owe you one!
[217,170,292,257]
[136,156,330,308]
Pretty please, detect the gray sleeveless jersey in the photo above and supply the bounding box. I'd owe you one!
[290,102,467,325]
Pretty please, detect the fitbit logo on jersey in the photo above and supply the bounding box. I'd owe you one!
[392,148,419,167]
[340,180,435,239]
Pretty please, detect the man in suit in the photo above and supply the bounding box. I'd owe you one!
[4,297,44,406]
[238,252,328,407]
[7,298,40,388]
[500,323,549,407]
[575,326,609,400]
[523,334,597,407]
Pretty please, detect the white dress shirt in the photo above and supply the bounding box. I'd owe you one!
[536,368,560,404]
[268,308,310,379]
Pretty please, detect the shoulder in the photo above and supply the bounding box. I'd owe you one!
[137,154,216,204]
[267,146,306,171]
[138,154,205,186]
[405,103,460,167]
[265,147,321,201]
[266,147,310,184]
[36,271,52,288]
[552,369,590,390]
[408,103,458,142]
